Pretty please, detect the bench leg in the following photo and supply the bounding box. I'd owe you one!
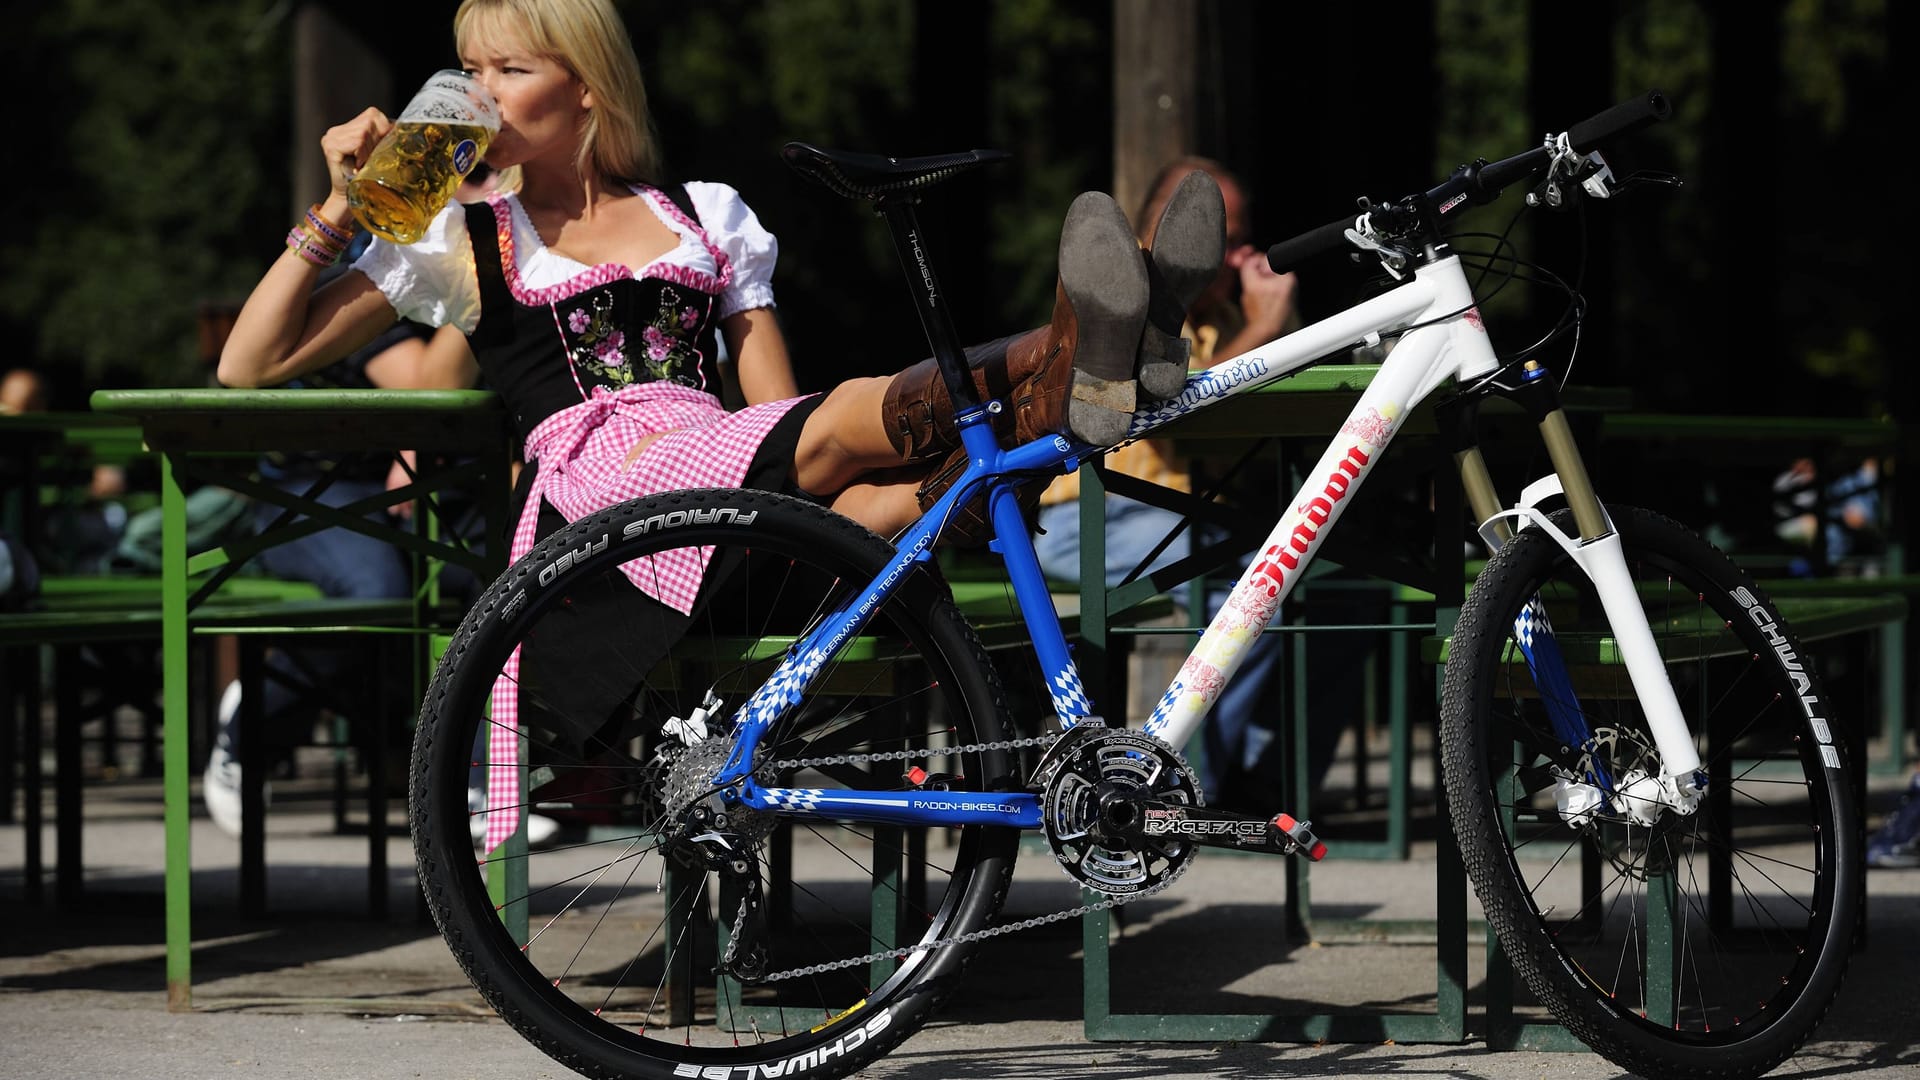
[54,646,84,907]
[20,646,45,906]
[365,640,390,921]
[1,648,16,829]
[239,641,268,917]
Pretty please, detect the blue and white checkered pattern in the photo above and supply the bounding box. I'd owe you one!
[1126,355,1275,436]
[759,788,825,811]
[1050,665,1092,720]
[1143,680,1184,737]
[741,644,831,730]
[1514,597,1552,653]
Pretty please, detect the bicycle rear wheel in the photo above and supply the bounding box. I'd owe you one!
[1442,505,1860,1079]
[411,488,1018,1080]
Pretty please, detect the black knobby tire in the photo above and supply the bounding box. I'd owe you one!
[411,488,1019,1080]
[1441,506,1860,1079]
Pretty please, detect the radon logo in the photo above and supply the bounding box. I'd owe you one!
[537,534,608,586]
[1246,444,1369,597]
[623,507,760,536]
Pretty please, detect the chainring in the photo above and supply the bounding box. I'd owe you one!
[1040,728,1200,895]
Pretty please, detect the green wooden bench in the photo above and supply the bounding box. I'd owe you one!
[2,580,421,912]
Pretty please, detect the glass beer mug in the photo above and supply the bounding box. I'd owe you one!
[348,70,502,244]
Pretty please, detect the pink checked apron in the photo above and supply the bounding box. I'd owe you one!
[463,190,806,851]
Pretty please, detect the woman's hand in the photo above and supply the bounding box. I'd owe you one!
[321,108,393,201]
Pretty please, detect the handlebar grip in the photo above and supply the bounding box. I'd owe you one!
[1567,90,1672,153]
[1267,216,1358,275]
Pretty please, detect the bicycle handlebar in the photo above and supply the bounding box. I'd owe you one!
[1266,89,1671,274]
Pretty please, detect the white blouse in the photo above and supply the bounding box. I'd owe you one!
[351,180,779,334]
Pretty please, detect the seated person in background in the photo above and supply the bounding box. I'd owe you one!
[1772,455,1882,577]
[2,366,130,573]
[1,367,50,415]
[201,310,484,836]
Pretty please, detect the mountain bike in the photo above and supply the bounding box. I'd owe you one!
[409,90,1861,1080]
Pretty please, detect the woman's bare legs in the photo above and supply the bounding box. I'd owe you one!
[792,377,925,535]
[827,476,923,536]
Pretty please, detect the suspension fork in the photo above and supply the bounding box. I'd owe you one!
[1444,367,1700,781]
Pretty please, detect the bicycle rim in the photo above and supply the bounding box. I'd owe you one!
[1443,505,1859,1077]
[411,489,1017,1080]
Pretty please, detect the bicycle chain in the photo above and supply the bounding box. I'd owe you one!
[752,731,1173,984]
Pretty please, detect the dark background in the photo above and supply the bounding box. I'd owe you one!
[4,1,1908,434]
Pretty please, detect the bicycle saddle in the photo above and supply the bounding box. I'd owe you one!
[781,142,1010,201]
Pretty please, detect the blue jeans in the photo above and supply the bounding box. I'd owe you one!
[241,475,410,746]
[1034,494,1288,801]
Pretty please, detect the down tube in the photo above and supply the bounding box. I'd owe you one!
[1142,330,1449,754]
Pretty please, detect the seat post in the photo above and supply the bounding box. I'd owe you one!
[876,195,981,412]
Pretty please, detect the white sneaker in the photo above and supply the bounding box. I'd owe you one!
[469,785,561,848]
[202,680,269,838]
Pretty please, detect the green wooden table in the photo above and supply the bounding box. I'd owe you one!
[89,388,514,1012]
[1069,364,1479,1044]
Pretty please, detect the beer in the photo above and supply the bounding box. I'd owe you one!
[349,70,500,245]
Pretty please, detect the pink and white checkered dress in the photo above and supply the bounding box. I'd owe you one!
[482,384,804,849]
[349,181,801,852]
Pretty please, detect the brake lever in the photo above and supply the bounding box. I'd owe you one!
[1609,169,1685,198]
[1525,158,1682,210]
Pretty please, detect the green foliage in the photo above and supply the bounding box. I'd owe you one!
[3,0,1893,415]
[3,1,290,391]
[985,0,1108,328]
[634,0,1104,382]
[1783,0,1886,136]
[1433,0,1532,327]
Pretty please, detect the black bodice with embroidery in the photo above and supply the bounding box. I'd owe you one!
[463,199,724,440]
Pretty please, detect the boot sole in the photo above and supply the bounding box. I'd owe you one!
[1138,171,1227,401]
[1058,191,1149,446]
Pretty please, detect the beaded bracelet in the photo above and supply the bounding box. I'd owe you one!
[285,224,342,268]
[304,204,354,247]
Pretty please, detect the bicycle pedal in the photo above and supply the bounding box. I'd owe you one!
[1272,813,1329,862]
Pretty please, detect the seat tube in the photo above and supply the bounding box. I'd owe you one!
[878,197,980,412]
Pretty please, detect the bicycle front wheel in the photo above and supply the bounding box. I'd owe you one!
[411,488,1019,1080]
[1441,505,1860,1079]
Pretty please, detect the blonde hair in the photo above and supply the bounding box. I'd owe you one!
[454,0,661,191]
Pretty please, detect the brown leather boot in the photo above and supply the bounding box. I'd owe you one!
[881,191,1148,463]
[913,451,1041,547]
[880,330,1043,463]
[1136,170,1227,401]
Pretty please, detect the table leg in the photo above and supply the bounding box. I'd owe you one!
[162,454,194,1011]
[22,646,45,906]
[55,645,83,907]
